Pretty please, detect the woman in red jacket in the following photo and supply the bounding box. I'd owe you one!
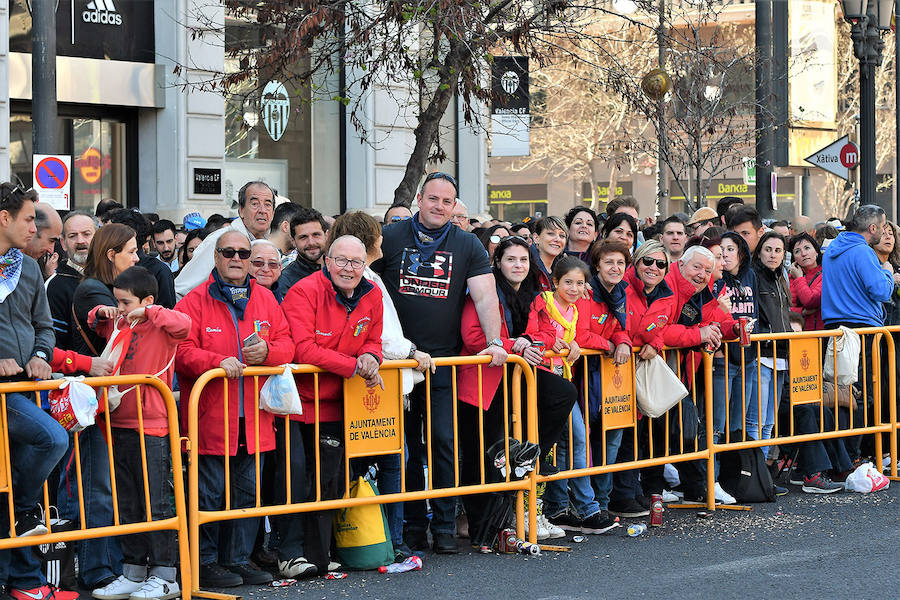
[458,237,576,539]
[788,233,823,331]
[609,240,674,517]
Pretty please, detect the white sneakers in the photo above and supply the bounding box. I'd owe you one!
[278,557,317,579]
[714,482,737,505]
[661,489,679,503]
[92,575,179,600]
[524,512,550,540]
[540,515,566,539]
[129,576,180,600]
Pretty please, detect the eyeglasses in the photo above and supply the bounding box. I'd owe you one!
[424,171,458,192]
[329,256,365,270]
[390,215,411,223]
[450,215,469,223]
[216,247,251,260]
[250,259,280,270]
[640,257,668,269]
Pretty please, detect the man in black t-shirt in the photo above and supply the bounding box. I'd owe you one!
[373,172,506,554]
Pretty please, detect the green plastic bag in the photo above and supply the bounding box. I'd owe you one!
[333,477,394,570]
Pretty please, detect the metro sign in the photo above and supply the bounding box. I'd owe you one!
[803,134,858,181]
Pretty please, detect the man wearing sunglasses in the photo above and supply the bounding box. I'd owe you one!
[174,231,294,588]
[176,181,276,299]
[372,172,506,554]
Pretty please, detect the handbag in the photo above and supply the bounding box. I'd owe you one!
[634,355,688,418]
[333,477,394,570]
[259,364,303,415]
[33,509,77,590]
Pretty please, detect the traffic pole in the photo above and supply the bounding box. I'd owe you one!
[32,0,57,155]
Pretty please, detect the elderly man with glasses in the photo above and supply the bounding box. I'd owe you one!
[174,230,294,589]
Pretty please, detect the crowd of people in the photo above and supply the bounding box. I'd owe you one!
[0,174,895,600]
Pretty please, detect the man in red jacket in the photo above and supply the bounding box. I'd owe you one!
[175,231,294,589]
[276,235,384,578]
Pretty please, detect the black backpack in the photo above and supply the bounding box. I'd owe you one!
[717,431,776,503]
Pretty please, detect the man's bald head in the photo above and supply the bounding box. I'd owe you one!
[217,230,250,251]
[326,235,367,297]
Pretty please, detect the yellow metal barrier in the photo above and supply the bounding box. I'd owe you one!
[186,355,539,597]
[709,327,896,508]
[0,375,190,600]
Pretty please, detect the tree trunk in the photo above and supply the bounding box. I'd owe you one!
[589,162,601,212]
[392,40,470,207]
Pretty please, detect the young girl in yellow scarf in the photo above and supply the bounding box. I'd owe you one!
[532,256,588,380]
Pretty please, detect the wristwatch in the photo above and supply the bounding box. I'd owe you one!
[33,350,48,362]
[487,338,504,349]
[407,343,417,360]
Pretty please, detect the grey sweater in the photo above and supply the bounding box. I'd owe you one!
[0,256,54,376]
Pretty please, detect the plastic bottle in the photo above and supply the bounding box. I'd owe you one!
[378,555,423,574]
[627,523,647,537]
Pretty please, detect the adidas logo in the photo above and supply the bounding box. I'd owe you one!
[83,0,122,25]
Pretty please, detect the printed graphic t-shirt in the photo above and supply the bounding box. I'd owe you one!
[373,220,492,356]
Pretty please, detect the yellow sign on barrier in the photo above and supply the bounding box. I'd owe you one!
[343,369,403,457]
[600,356,635,428]
[789,338,822,404]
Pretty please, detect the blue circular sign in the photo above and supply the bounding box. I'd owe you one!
[35,157,68,189]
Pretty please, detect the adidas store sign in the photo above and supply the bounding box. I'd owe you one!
[83,0,122,25]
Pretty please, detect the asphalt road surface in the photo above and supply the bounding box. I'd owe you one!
[213,480,900,600]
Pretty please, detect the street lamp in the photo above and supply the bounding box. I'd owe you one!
[841,0,893,207]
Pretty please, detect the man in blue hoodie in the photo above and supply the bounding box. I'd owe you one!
[821,204,895,460]
[822,204,894,328]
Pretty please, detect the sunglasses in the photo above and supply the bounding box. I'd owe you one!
[640,257,668,269]
[424,171,458,192]
[489,235,508,244]
[216,247,251,260]
[250,259,280,270]
[390,216,411,223]
[0,185,26,207]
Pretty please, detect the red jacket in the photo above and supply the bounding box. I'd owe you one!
[281,270,383,423]
[659,261,709,349]
[51,348,93,374]
[457,293,556,410]
[90,305,191,432]
[790,265,823,331]
[175,275,294,455]
[575,283,632,352]
[623,267,672,352]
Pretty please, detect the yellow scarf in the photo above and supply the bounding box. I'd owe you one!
[541,291,577,380]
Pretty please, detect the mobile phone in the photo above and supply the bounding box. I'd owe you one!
[243,332,260,347]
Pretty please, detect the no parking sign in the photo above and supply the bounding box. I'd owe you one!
[33,154,71,210]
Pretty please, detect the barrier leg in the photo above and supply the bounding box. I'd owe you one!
[705,354,716,512]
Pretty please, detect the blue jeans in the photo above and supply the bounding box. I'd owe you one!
[543,403,600,519]
[405,366,456,535]
[722,359,760,440]
[759,364,785,453]
[589,427,623,511]
[56,425,123,587]
[197,450,261,566]
[0,393,69,589]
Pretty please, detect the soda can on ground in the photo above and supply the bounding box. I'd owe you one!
[650,494,664,527]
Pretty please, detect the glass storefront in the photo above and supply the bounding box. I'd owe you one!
[9,112,132,211]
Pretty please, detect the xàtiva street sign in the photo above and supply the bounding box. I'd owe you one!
[803,134,858,181]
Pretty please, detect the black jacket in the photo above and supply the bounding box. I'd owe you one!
[277,256,321,298]
[751,258,791,358]
[71,277,116,356]
[139,251,176,308]
[47,262,83,350]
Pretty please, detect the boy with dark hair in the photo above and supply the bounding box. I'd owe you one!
[726,205,765,254]
[89,266,191,600]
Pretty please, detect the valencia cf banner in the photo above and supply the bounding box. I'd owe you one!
[491,56,530,157]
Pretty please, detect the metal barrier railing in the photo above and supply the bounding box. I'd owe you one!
[186,355,539,597]
[707,327,896,508]
[0,375,190,600]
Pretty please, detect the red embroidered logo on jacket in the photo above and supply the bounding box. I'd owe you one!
[354,316,371,337]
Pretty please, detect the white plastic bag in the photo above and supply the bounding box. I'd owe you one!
[634,355,687,418]
[49,378,99,432]
[845,461,889,493]
[823,326,860,386]
[260,364,303,416]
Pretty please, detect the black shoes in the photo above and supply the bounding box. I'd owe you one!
[225,564,273,585]
[432,532,459,554]
[404,528,429,551]
[198,564,242,588]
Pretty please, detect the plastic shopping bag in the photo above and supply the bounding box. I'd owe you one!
[823,326,860,387]
[98,320,135,412]
[634,355,687,418]
[844,462,889,493]
[260,364,303,415]
[49,378,98,432]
